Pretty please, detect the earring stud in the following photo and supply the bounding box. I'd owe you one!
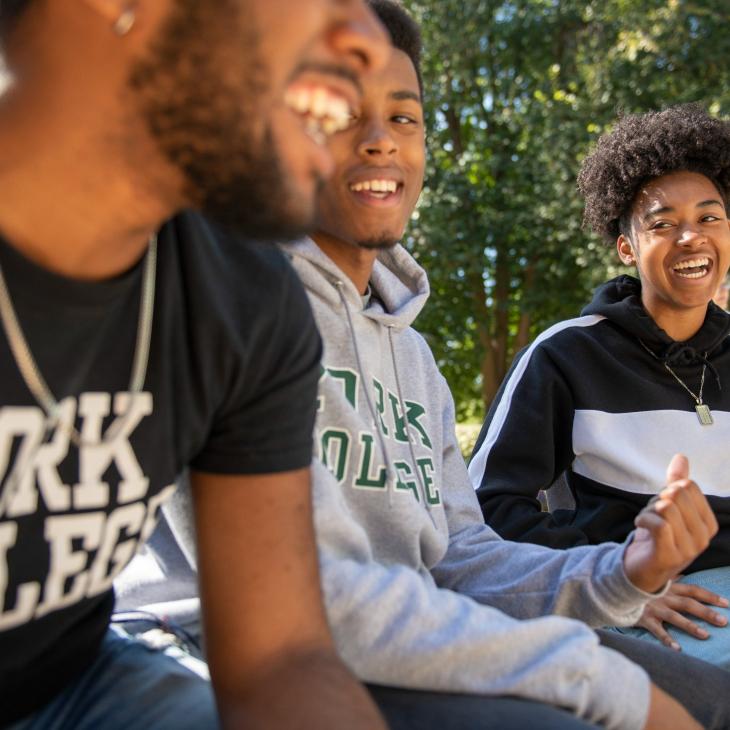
[114,8,135,36]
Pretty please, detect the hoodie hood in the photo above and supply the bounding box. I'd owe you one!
[582,275,730,367]
[281,237,429,330]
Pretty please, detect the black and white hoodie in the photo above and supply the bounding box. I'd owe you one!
[470,275,730,572]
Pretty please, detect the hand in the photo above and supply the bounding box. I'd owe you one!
[624,454,718,594]
[636,580,729,650]
[643,683,702,730]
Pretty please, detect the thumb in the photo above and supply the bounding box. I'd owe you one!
[666,453,689,484]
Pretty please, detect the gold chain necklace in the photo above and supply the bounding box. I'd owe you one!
[638,339,713,426]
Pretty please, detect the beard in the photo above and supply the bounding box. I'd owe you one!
[128,0,310,240]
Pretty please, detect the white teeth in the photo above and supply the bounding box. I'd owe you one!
[673,257,710,271]
[285,85,352,140]
[676,270,707,279]
[350,179,399,193]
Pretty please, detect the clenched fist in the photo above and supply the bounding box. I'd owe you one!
[624,454,718,595]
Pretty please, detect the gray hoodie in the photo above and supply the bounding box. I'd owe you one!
[284,237,658,730]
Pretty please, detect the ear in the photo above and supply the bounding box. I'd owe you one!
[81,0,135,34]
[617,234,636,266]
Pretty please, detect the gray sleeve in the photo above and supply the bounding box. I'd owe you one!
[431,378,658,628]
[312,459,651,730]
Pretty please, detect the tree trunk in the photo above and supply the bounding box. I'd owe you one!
[514,261,536,352]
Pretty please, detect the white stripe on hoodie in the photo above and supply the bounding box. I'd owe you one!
[283,237,656,730]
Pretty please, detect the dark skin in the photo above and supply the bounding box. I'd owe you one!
[310,48,707,730]
[0,0,390,727]
[618,171,730,649]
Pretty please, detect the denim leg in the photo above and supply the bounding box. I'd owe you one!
[368,685,599,730]
[10,627,218,730]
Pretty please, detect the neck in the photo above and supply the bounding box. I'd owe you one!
[642,293,707,342]
[0,21,185,280]
[312,232,379,294]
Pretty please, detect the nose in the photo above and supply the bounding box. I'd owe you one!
[329,0,392,76]
[677,223,706,247]
[357,120,398,157]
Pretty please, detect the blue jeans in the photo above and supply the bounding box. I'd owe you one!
[611,566,730,670]
[9,626,218,730]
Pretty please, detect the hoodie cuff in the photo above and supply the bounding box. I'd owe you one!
[594,539,670,626]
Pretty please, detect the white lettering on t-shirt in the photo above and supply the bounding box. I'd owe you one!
[35,512,105,618]
[0,391,173,626]
[0,407,47,519]
[74,393,153,508]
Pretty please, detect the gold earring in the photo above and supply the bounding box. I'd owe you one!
[114,8,135,36]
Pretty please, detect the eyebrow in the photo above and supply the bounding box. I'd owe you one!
[390,90,422,104]
[642,199,726,222]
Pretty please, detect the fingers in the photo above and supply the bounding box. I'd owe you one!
[627,458,718,591]
[662,454,717,538]
[664,479,719,538]
[669,580,730,612]
[637,612,681,651]
[654,487,709,556]
[665,453,689,483]
[634,509,678,556]
[639,479,718,563]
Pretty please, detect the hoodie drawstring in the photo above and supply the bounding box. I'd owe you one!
[662,342,722,392]
[387,326,438,524]
[335,281,397,507]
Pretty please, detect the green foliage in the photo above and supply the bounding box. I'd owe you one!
[401,0,730,419]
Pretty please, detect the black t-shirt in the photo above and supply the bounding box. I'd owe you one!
[0,212,322,726]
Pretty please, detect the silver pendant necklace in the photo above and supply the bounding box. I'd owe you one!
[638,339,713,426]
[0,235,158,447]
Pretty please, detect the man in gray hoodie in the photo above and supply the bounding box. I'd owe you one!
[280,2,730,729]
[118,1,730,727]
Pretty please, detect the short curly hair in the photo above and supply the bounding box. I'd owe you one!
[367,0,422,96]
[577,104,730,242]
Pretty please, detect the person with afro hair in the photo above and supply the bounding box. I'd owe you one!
[471,104,730,669]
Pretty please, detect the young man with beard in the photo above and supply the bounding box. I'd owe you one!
[124,3,730,728]
[0,1,392,729]
[283,2,730,729]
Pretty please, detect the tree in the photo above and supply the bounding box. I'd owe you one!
[402,0,730,420]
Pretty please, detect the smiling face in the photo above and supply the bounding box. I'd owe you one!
[618,170,730,335]
[313,47,425,250]
[130,0,389,238]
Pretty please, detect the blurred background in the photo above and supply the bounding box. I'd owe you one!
[400,0,730,451]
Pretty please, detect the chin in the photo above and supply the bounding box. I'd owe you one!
[357,237,400,251]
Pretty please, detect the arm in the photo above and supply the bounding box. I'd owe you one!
[312,460,652,730]
[192,468,386,730]
[435,377,653,627]
[469,343,590,547]
[437,388,715,629]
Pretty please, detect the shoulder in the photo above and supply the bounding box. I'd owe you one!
[514,314,609,365]
[168,212,297,291]
[161,212,310,334]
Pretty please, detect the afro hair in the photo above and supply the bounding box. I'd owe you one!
[577,104,730,242]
